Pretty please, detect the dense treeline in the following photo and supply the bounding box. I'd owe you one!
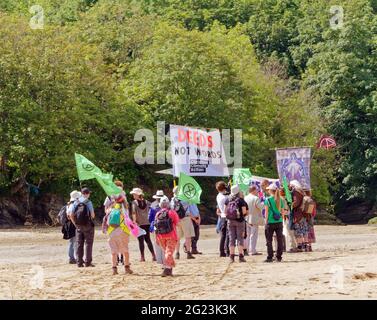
[0,0,376,213]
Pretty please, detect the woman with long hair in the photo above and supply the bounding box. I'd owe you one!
[130,188,156,262]
[264,183,285,263]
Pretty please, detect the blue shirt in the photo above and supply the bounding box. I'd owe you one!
[185,203,199,217]
[72,196,94,215]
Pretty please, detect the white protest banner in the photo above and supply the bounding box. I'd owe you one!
[169,125,229,177]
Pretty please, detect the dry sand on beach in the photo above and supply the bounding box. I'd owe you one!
[0,225,377,300]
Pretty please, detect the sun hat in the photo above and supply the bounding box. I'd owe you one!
[230,185,240,196]
[70,190,81,202]
[290,180,302,190]
[153,190,165,199]
[130,188,144,196]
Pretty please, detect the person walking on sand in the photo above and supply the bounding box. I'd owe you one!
[224,185,249,263]
[102,194,133,275]
[264,183,284,263]
[216,181,230,257]
[154,196,180,277]
[190,203,202,255]
[304,189,316,252]
[148,191,166,268]
[290,180,309,252]
[130,187,156,262]
[68,187,95,268]
[103,180,129,265]
[59,190,81,264]
[244,186,264,256]
[171,187,196,260]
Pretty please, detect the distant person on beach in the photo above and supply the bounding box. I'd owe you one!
[290,180,309,252]
[171,187,196,260]
[216,181,230,257]
[68,187,95,268]
[103,180,129,265]
[264,183,284,263]
[304,189,316,252]
[154,196,180,277]
[190,202,202,255]
[149,190,166,267]
[244,186,264,256]
[280,188,297,253]
[102,193,133,275]
[130,187,156,262]
[224,185,248,263]
[60,190,81,264]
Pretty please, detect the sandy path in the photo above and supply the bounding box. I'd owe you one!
[0,225,377,299]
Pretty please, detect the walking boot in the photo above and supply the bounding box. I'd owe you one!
[229,254,235,263]
[239,254,247,263]
[125,265,133,274]
[187,252,196,259]
[112,266,118,275]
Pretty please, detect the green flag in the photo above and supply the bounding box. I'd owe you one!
[283,176,292,204]
[75,153,102,180]
[233,168,252,194]
[177,172,202,204]
[74,153,121,196]
[94,173,121,197]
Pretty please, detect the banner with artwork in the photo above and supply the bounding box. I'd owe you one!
[276,147,311,190]
[169,125,229,177]
[249,175,280,191]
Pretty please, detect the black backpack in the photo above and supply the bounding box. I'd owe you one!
[155,209,173,235]
[58,205,68,225]
[173,198,187,219]
[74,201,91,226]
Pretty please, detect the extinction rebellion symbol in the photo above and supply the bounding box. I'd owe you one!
[238,172,251,185]
[183,183,196,199]
[82,163,95,171]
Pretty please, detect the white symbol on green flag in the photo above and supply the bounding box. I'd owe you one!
[177,172,202,204]
[74,153,121,196]
[233,168,252,194]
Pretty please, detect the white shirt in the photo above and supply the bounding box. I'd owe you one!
[244,193,264,225]
[216,192,228,218]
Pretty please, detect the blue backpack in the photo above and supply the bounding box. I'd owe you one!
[108,208,121,227]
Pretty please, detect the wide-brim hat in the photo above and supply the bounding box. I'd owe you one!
[290,180,302,190]
[70,191,81,202]
[130,188,144,196]
[152,190,165,199]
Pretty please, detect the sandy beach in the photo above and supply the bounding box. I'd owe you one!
[0,225,377,300]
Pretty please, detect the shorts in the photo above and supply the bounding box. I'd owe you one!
[177,216,195,238]
[108,227,129,254]
[227,219,245,247]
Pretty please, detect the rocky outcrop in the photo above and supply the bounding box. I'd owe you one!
[336,199,377,224]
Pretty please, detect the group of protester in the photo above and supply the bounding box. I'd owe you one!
[216,179,316,263]
[58,177,316,277]
[59,182,202,277]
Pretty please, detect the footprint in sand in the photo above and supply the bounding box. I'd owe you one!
[352,272,377,281]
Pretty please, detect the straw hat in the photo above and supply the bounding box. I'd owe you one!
[130,188,144,196]
[230,185,240,196]
[152,190,165,199]
[70,190,81,202]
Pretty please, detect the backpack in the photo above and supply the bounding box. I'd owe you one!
[173,198,187,219]
[73,201,91,226]
[58,205,68,225]
[154,209,173,235]
[301,196,316,217]
[108,208,121,228]
[225,198,241,220]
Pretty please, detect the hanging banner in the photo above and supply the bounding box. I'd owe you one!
[249,175,280,192]
[276,147,311,190]
[169,125,229,177]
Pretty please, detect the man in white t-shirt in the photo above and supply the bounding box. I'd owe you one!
[244,185,264,255]
[216,181,229,257]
